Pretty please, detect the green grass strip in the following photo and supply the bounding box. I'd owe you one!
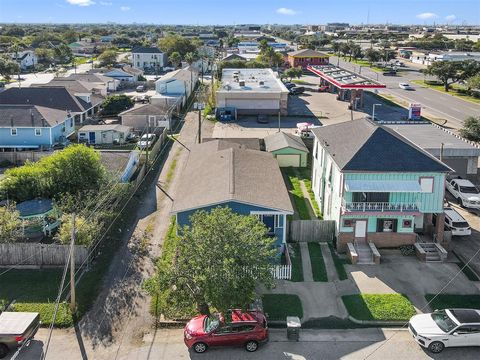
[262,294,303,321]
[342,294,416,321]
[307,243,328,282]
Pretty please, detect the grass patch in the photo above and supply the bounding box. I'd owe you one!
[291,79,315,85]
[348,59,384,73]
[284,168,311,220]
[342,294,416,321]
[165,149,181,187]
[426,294,480,311]
[411,80,480,104]
[289,243,304,282]
[262,294,303,321]
[0,269,73,327]
[307,243,328,282]
[328,243,349,280]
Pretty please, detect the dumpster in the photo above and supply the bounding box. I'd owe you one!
[286,316,301,341]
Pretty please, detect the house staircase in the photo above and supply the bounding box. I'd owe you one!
[415,235,447,263]
[354,242,375,265]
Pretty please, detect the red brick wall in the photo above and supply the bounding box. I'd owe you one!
[337,232,416,253]
[287,56,329,68]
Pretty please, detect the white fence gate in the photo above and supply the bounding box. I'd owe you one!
[272,265,292,280]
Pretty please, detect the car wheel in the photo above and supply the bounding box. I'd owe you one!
[457,197,462,206]
[0,343,9,359]
[193,342,208,353]
[428,341,444,353]
[245,340,259,352]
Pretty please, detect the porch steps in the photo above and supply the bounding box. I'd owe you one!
[418,243,442,262]
[355,244,374,265]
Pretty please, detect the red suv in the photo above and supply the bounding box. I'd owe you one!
[184,310,268,353]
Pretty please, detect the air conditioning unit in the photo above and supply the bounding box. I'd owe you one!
[239,81,245,87]
[259,81,264,86]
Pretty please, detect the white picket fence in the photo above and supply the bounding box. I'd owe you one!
[272,265,292,280]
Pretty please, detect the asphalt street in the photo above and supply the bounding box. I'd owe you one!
[329,56,480,130]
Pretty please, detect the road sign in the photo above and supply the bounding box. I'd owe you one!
[194,102,205,110]
[408,103,422,120]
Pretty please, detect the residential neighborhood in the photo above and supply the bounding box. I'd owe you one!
[1,1,480,360]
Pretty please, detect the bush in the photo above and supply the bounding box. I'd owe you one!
[399,245,415,256]
[12,302,73,327]
[342,294,416,321]
[459,116,480,142]
[426,294,480,311]
[100,94,134,116]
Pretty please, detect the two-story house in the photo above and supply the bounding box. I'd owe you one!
[131,47,167,72]
[11,49,38,70]
[152,66,198,108]
[311,119,451,263]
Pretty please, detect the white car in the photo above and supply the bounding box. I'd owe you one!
[446,178,480,209]
[138,133,156,149]
[399,82,413,90]
[444,207,471,236]
[409,309,480,353]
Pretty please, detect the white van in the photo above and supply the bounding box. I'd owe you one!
[444,207,471,236]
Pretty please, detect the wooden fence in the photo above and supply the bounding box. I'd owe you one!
[289,220,336,243]
[272,265,292,280]
[0,243,88,267]
[0,150,53,165]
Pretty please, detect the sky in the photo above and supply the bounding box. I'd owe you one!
[0,0,479,25]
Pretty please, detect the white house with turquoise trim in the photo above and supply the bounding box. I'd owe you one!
[311,119,451,263]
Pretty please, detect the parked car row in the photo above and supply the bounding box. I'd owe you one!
[282,81,305,96]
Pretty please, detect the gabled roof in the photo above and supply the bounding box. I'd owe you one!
[38,79,104,106]
[312,119,451,172]
[0,87,86,113]
[0,104,68,127]
[66,73,113,84]
[156,67,193,83]
[264,132,308,153]
[172,140,293,214]
[288,49,328,57]
[78,124,131,132]
[119,103,169,116]
[131,46,163,54]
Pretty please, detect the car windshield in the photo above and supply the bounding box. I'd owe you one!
[431,310,457,332]
[460,186,479,194]
[204,315,220,333]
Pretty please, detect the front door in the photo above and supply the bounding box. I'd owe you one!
[89,132,96,144]
[262,215,275,235]
[354,220,367,244]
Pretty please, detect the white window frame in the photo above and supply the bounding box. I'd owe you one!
[11,128,17,136]
[420,177,434,193]
[34,128,42,136]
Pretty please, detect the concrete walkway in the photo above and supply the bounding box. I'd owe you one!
[299,242,314,282]
[321,243,340,282]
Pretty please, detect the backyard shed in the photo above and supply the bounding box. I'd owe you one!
[78,124,132,145]
[264,132,309,167]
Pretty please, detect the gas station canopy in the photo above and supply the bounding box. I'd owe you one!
[307,65,386,90]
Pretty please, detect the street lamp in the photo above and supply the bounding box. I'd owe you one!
[372,103,382,121]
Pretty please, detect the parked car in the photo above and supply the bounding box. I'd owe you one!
[289,86,305,95]
[257,114,269,124]
[446,178,480,209]
[184,310,268,353]
[318,85,329,92]
[409,308,480,353]
[138,133,156,149]
[136,85,146,92]
[283,82,296,90]
[383,70,397,76]
[295,122,320,138]
[0,312,40,358]
[444,207,471,236]
[399,82,414,90]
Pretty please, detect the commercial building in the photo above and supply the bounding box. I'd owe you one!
[287,49,329,69]
[216,68,289,117]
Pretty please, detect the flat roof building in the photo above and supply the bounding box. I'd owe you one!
[216,68,289,117]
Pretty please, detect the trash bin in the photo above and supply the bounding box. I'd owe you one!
[286,316,301,341]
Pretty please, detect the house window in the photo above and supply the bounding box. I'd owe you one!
[403,219,412,228]
[11,128,17,136]
[343,219,355,227]
[148,115,156,126]
[352,192,389,203]
[35,128,41,136]
[377,219,398,233]
[420,177,434,193]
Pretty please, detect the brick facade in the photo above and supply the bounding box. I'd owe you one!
[337,232,417,253]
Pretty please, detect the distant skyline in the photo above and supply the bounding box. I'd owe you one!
[0,0,479,25]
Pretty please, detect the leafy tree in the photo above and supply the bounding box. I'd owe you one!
[169,51,181,68]
[98,49,117,67]
[0,145,106,202]
[0,203,21,243]
[101,94,134,116]
[158,34,198,57]
[55,214,100,247]
[4,26,25,37]
[62,29,78,44]
[184,51,198,65]
[364,48,381,66]
[35,47,55,65]
[466,75,480,92]
[381,49,396,63]
[284,67,303,81]
[0,56,20,81]
[151,207,276,316]
[226,36,240,48]
[53,44,73,64]
[423,61,464,92]
[331,42,340,56]
[459,116,480,142]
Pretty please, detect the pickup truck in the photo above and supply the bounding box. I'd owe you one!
[446,178,480,209]
[0,312,40,358]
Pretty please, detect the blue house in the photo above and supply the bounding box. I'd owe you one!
[171,140,294,248]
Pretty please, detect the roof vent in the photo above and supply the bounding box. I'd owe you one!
[259,81,264,86]
[239,80,245,87]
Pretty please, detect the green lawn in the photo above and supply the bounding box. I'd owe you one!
[0,269,73,327]
[307,243,328,282]
[262,294,303,321]
[411,80,480,104]
[348,59,385,73]
[328,243,349,280]
[342,294,416,321]
[425,294,480,311]
[291,79,316,86]
[284,169,311,220]
[295,167,322,219]
[289,243,304,282]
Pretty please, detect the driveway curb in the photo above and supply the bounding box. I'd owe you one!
[347,315,407,326]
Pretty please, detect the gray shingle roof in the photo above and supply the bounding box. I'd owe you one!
[0,104,67,127]
[264,132,308,153]
[38,79,104,107]
[312,119,451,172]
[171,140,294,214]
[119,103,169,116]
[131,47,163,54]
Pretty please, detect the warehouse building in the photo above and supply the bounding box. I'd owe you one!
[216,68,289,118]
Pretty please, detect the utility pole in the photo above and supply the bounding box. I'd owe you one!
[194,102,205,144]
[69,213,76,313]
[145,118,150,169]
[278,111,281,132]
[440,142,444,162]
